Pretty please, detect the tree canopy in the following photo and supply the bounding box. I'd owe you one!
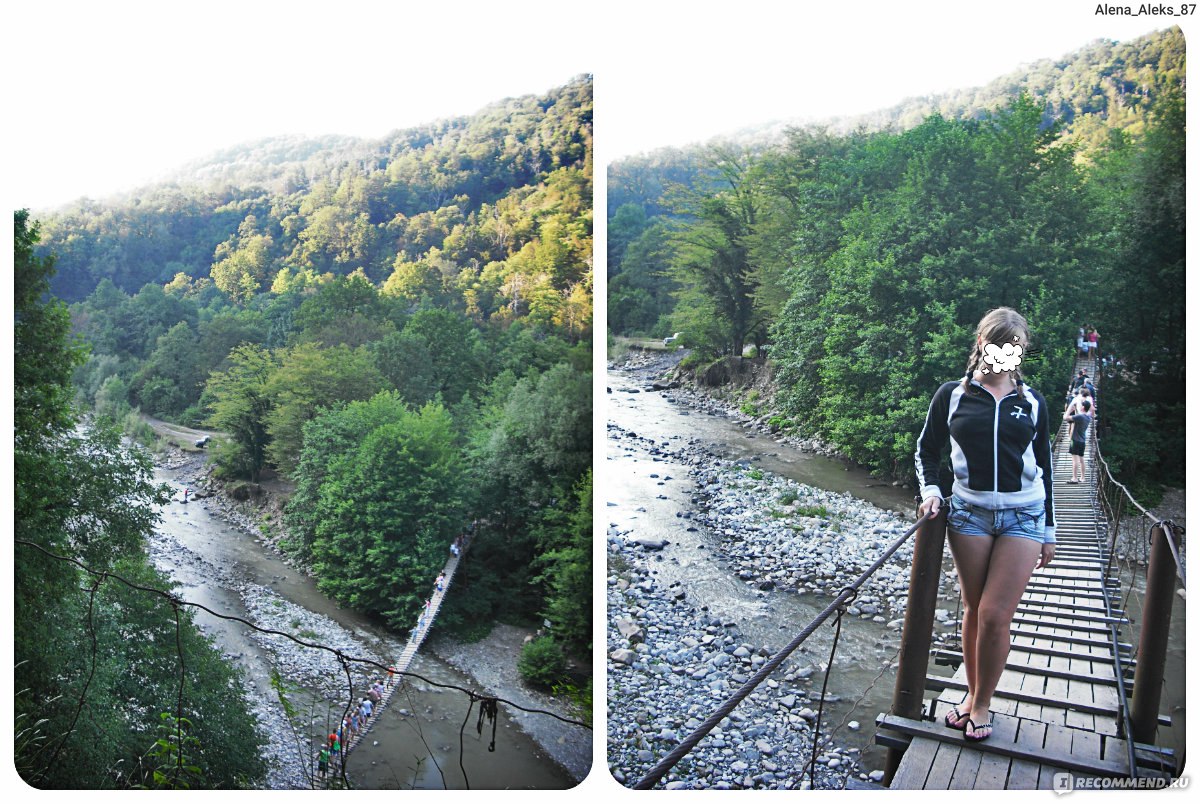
[608,33,1184,494]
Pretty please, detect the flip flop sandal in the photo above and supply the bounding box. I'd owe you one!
[944,705,969,731]
[963,718,993,742]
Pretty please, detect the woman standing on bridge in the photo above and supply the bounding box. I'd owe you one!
[915,307,1056,743]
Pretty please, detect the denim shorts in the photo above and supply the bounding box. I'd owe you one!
[947,495,1045,543]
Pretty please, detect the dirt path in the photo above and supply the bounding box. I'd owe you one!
[143,415,225,449]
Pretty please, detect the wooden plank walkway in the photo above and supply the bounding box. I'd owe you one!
[319,533,472,785]
[879,357,1174,788]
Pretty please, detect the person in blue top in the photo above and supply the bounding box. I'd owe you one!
[915,307,1056,743]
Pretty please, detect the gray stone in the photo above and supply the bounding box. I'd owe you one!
[610,649,637,665]
[634,537,669,550]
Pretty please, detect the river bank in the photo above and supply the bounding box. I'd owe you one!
[605,351,969,789]
[605,419,961,790]
[152,445,588,787]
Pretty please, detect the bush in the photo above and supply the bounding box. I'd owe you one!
[518,635,567,689]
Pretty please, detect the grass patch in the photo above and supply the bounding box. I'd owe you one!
[793,504,830,518]
[747,469,764,480]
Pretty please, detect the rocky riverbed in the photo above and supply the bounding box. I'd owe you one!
[606,349,966,789]
[605,426,962,790]
[611,348,847,461]
[150,445,589,788]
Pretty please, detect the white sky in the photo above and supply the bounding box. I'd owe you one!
[3,1,1179,211]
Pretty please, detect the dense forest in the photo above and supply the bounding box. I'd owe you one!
[15,211,268,787]
[608,29,1184,500]
[16,76,592,787]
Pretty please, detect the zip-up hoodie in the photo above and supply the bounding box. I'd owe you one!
[915,379,1056,543]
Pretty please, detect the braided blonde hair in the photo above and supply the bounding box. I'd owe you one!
[962,307,1030,401]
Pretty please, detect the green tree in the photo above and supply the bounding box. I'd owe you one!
[131,321,203,416]
[773,98,1087,475]
[15,210,266,788]
[265,342,385,474]
[668,145,765,357]
[305,399,468,626]
[203,344,278,480]
[532,470,592,653]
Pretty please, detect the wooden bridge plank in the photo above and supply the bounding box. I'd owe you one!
[1072,729,1104,764]
[924,741,962,788]
[948,745,983,789]
[1015,671,1044,721]
[877,714,1130,779]
[1042,723,1075,783]
[889,737,939,789]
[1063,679,1097,731]
[924,675,1129,721]
[992,669,1020,716]
[972,713,1020,789]
[1006,719,1047,789]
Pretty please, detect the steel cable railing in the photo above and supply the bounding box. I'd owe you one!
[632,512,932,790]
[1086,352,1185,776]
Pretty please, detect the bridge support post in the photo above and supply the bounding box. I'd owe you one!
[883,504,947,784]
[1129,522,1178,745]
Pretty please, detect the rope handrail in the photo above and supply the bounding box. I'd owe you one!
[632,511,932,790]
[1094,442,1186,588]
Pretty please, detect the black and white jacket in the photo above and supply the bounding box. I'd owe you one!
[915,378,1056,543]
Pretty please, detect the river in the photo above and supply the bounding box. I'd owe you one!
[146,464,576,790]
[606,357,1185,782]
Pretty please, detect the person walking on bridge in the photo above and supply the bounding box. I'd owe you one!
[1065,400,1093,483]
[915,307,1056,743]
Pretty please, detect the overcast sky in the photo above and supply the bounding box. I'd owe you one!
[2,1,1181,211]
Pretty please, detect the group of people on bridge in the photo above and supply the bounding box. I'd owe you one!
[1064,369,1096,484]
[316,674,397,781]
[315,526,475,783]
[1076,325,1101,358]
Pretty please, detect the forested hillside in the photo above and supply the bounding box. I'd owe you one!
[20,76,592,763]
[831,26,1184,152]
[608,30,1183,499]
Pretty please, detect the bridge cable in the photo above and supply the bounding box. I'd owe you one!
[805,598,848,789]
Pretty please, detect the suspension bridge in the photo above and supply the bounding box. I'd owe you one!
[630,352,1184,790]
[318,531,472,786]
[877,354,1182,789]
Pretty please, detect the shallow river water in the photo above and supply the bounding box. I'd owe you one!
[149,468,574,789]
[606,369,926,774]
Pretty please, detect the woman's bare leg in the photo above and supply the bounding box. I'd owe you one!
[946,530,995,724]
[968,535,1042,736]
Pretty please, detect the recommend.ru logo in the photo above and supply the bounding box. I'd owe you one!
[1053,774,1189,794]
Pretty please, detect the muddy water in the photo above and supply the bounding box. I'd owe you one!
[607,368,1186,777]
[151,469,573,789]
